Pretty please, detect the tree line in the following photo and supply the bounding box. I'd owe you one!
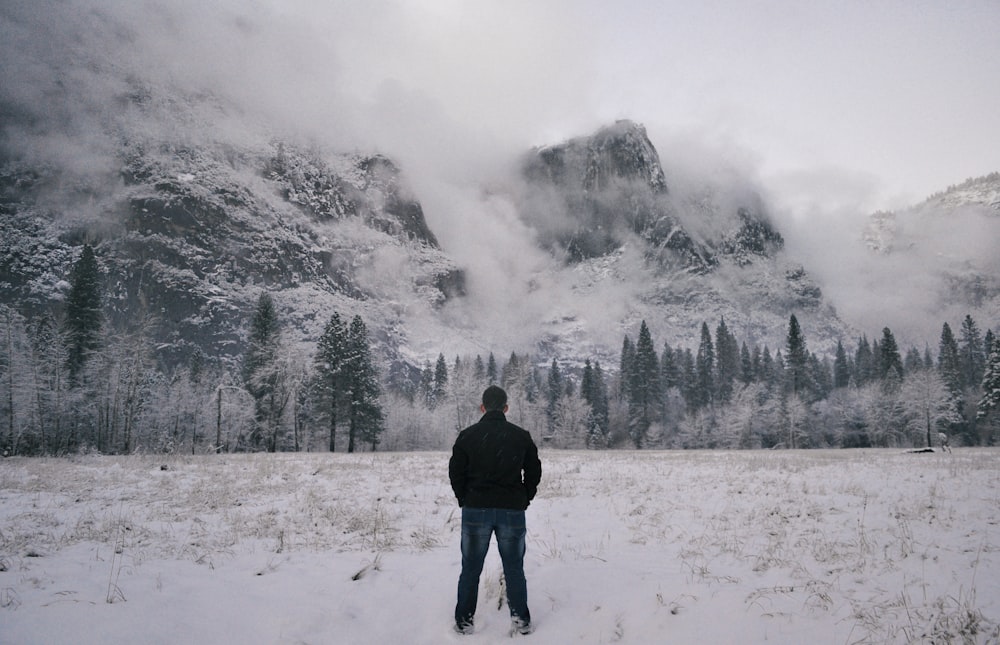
[2,244,999,455]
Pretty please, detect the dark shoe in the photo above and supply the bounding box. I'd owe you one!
[510,619,533,636]
[454,621,474,635]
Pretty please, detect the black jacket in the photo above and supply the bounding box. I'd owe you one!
[449,410,542,510]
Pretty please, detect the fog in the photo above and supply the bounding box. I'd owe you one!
[2,0,999,352]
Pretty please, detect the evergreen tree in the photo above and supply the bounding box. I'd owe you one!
[660,342,679,389]
[904,346,923,373]
[739,342,753,385]
[714,317,739,404]
[473,355,485,383]
[63,244,103,384]
[678,348,697,412]
[581,359,610,447]
[760,347,774,389]
[854,336,875,387]
[695,322,714,409]
[547,358,562,434]
[809,353,833,400]
[433,353,449,405]
[312,312,348,451]
[938,323,963,399]
[938,322,965,438]
[958,315,986,390]
[878,327,903,381]
[977,337,1000,429]
[923,345,935,371]
[784,315,809,396]
[486,352,498,385]
[833,340,851,389]
[619,335,635,402]
[344,315,383,452]
[627,321,660,447]
[243,292,287,451]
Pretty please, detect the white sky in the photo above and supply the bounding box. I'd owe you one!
[306,0,1000,212]
[5,0,998,211]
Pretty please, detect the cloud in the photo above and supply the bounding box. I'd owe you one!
[3,0,999,355]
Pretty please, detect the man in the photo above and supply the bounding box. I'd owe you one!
[449,385,542,636]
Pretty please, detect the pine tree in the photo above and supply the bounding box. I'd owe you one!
[959,315,985,390]
[784,315,809,396]
[977,337,1000,428]
[619,335,635,402]
[938,323,962,399]
[63,244,103,384]
[879,327,903,381]
[937,322,965,438]
[854,336,874,387]
[739,342,753,385]
[695,322,714,409]
[581,359,610,447]
[243,292,287,451]
[661,342,679,389]
[547,358,562,435]
[473,355,485,383]
[904,346,923,373]
[486,352,498,385]
[313,312,348,451]
[433,353,449,406]
[344,315,383,452]
[627,321,660,447]
[833,340,850,388]
[714,317,739,404]
[679,348,697,412]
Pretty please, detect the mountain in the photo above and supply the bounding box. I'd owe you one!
[0,1,891,372]
[0,76,464,369]
[511,120,847,360]
[858,172,1000,341]
[0,91,855,374]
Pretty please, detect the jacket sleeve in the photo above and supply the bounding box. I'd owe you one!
[522,438,542,503]
[449,440,468,506]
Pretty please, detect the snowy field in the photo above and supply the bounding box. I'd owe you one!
[2,449,999,644]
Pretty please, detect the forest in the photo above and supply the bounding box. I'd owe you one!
[2,244,999,456]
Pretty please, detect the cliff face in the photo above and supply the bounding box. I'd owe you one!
[520,120,783,273]
[0,132,464,367]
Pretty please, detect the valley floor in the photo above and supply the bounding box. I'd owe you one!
[1,449,999,644]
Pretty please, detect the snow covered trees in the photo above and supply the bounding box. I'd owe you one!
[308,311,384,452]
[978,337,1000,439]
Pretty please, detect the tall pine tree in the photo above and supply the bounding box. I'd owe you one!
[879,327,903,381]
[63,244,103,384]
[784,314,809,396]
[312,312,348,451]
[344,315,383,452]
[243,292,287,451]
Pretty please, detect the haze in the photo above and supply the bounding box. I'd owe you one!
[2,0,999,349]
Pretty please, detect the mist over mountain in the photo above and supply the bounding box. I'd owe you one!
[1,0,996,375]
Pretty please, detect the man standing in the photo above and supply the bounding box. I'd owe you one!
[449,385,542,636]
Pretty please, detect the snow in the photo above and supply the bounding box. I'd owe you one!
[2,449,999,644]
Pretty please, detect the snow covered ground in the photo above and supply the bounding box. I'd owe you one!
[2,449,998,644]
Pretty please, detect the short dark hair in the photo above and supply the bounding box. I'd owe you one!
[482,385,507,411]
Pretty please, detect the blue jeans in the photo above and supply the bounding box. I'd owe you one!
[455,507,530,627]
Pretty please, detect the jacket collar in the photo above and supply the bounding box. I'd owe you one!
[481,409,507,422]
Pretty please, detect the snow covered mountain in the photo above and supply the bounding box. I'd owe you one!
[509,120,848,360]
[858,172,1000,341]
[5,0,992,376]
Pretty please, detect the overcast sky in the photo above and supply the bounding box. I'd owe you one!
[310,0,1000,213]
[4,0,998,210]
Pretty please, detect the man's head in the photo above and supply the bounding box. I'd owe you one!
[481,385,508,412]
